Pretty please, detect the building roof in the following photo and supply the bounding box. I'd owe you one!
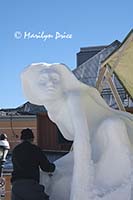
[76,45,107,66]
[0,102,46,116]
[73,40,121,88]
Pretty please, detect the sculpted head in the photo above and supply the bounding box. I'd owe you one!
[21,63,80,106]
[21,63,61,105]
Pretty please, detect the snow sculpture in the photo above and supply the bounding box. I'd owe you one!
[21,63,133,200]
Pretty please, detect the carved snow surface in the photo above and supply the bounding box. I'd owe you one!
[21,63,133,200]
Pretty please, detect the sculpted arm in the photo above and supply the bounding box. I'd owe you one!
[66,92,94,199]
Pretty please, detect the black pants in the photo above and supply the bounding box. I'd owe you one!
[11,179,49,200]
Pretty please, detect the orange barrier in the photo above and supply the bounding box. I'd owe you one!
[0,174,11,200]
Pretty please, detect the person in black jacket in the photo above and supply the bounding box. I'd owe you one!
[11,128,55,200]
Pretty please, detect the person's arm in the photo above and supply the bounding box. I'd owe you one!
[38,148,55,172]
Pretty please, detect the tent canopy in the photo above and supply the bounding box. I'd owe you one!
[101,29,133,98]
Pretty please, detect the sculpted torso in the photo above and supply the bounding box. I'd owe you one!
[21,63,133,200]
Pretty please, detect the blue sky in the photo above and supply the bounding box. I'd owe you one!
[0,0,132,109]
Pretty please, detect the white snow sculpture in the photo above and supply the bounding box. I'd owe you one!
[21,63,133,200]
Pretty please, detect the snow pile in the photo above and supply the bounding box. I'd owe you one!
[40,119,133,200]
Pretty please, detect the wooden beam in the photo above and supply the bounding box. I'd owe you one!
[105,71,126,111]
[96,66,106,93]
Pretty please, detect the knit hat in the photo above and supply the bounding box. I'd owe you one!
[20,128,34,140]
[0,133,8,140]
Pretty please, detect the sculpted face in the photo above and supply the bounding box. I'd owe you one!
[38,68,62,98]
[21,64,63,105]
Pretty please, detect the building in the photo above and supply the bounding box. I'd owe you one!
[73,40,133,109]
[0,102,72,157]
[1,31,132,157]
[0,113,37,150]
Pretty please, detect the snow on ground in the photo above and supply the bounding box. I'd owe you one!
[40,146,133,200]
[39,108,133,200]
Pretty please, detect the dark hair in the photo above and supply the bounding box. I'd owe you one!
[0,133,8,140]
[20,128,34,140]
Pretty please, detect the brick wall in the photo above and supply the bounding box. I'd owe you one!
[0,115,37,150]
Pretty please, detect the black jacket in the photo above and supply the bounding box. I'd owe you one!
[11,141,55,183]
